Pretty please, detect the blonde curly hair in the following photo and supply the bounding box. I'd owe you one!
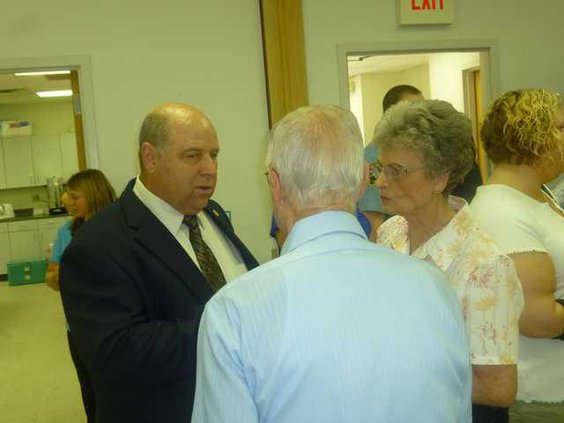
[481,89,563,165]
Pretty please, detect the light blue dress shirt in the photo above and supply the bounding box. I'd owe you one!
[192,211,471,423]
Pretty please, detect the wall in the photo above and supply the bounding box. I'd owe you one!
[302,0,564,107]
[358,63,430,141]
[429,52,480,112]
[348,75,364,141]
[0,1,272,262]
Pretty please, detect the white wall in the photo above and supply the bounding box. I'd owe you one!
[0,1,272,262]
[358,63,430,141]
[429,52,480,112]
[348,75,365,141]
[303,0,564,106]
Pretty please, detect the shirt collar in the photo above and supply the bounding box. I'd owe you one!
[281,210,367,255]
[412,196,471,271]
[133,176,189,234]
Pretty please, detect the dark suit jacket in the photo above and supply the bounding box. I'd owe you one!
[60,180,258,423]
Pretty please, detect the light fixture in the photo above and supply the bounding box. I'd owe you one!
[15,70,71,76]
[35,90,73,98]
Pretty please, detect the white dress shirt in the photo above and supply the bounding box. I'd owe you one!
[133,177,247,282]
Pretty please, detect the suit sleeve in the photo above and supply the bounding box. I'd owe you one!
[191,297,258,423]
[60,241,200,388]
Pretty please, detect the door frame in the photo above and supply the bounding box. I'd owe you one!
[0,55,99,168]
[336,39,500,117]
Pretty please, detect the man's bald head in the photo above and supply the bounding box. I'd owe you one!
[138,103,214,167]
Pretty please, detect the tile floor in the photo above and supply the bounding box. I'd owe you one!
[0,281,85,422]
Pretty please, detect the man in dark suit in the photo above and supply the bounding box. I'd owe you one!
[60,103,258,423]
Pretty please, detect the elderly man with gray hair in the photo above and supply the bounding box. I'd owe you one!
[191,105,472,423]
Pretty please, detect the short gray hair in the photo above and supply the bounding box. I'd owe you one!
[266,105,365,211]
[372,99,474,195]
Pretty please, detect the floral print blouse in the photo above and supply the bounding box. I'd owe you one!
[377,197,524,365]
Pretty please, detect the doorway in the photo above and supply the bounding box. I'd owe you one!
[337,41,500,180]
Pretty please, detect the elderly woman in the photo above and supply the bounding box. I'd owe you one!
[370,99,523,422]
[471,89,564,422]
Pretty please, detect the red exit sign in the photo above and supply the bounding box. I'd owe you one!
[397,0,454,25]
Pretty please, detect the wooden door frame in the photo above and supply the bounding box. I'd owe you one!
[259,0,309,127]
[0,55,99,169]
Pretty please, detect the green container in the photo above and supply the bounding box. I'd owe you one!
[7,259,47,286]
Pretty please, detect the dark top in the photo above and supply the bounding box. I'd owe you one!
[59,180,258,423]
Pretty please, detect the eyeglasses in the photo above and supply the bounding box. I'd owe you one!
[369,161,426,183]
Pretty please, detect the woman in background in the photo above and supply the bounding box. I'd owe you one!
[372,99,523,423]
[45,169,116,423]
[471,89,564,422]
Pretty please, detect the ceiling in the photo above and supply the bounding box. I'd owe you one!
[347,53,431,77]
[0,72,72,105]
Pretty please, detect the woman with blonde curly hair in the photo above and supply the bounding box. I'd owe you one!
[471,89,564,422]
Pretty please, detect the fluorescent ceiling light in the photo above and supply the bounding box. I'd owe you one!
[15,70,71,76]
[36,90,73,98]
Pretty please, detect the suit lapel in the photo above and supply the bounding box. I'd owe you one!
[120,183,214,303]
[204,201,259,271]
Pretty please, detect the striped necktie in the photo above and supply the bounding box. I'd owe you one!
[183,215,226,291]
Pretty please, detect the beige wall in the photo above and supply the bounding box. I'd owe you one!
[0,1,272,262]
[303,0,564,106]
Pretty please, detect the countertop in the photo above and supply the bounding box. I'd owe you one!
[0,213,69,223]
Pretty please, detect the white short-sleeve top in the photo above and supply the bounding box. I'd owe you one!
[471,184,564,403]
[471,184,564,299]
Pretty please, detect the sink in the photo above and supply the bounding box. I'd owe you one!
[14,208,33,218]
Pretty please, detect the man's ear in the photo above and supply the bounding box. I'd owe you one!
[140,142,159,173]
[269,168,284,207]
[357,162,370,200]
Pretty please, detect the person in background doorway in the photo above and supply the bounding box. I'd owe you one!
[60,103,258,423]
[192,105,472,423]
[359,85,424,235]
[373,99,523,423]
[471,89,564,422]
[45,168,117,423]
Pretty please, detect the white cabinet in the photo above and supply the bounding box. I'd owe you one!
[0,143,6,189]
[8,220,41,261]
[0,223,10,274]
[0,133,79,188]
[36,217,66,256]
[6,216,69,266]
[2,136,35,188]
